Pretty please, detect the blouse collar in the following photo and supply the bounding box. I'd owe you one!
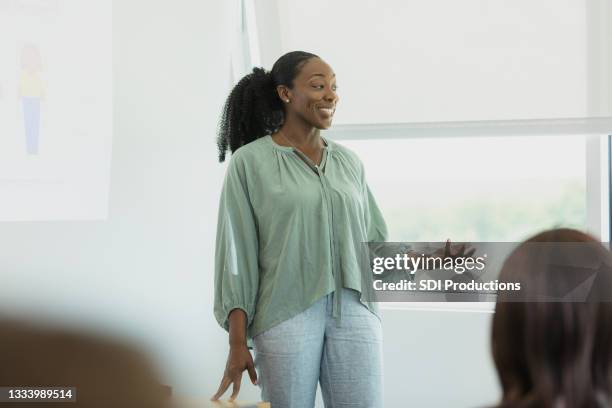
[266,134,333,152]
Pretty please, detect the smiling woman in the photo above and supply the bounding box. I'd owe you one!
[212,51,387,408]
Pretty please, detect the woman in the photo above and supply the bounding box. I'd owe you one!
[209,51,387,407]
[492,228,612,408]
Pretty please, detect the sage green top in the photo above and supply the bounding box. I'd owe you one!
[213,134,388,348]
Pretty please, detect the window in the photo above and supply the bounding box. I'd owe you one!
[344,135,586,242]
[337,131,608,312]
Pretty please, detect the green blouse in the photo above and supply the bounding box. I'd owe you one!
[213,134,388,348]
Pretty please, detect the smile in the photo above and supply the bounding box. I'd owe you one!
[317,107,334,117]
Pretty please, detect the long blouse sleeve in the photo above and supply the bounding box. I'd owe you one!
[358,160,389,303]
[213,153,260,336]
[360,162,388,243]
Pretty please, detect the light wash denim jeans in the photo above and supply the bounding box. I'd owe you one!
[252,288,383,408]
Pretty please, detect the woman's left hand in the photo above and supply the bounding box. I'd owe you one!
[433,239,476,260]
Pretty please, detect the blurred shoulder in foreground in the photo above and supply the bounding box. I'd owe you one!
[0,318,171,408]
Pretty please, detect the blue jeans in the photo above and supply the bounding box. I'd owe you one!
[253,288,384,408]
[22,97,40,155]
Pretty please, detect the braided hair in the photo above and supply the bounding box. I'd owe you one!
[215,50,319,162]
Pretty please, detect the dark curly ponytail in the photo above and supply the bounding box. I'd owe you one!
[216,50,319,162]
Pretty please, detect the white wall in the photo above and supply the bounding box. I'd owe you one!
[0,0,501,405]
[381,309,500,407]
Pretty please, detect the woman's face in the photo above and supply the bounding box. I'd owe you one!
[277,57,339,129]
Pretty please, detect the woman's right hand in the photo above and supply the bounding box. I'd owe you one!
[210,343,258,402]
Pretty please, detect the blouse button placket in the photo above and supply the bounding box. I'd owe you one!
[291,149,343,327]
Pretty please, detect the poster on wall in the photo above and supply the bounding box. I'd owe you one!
[0,0,112,221]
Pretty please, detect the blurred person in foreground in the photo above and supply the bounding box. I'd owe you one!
[491,228,612,408]
[0,318,170,408]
